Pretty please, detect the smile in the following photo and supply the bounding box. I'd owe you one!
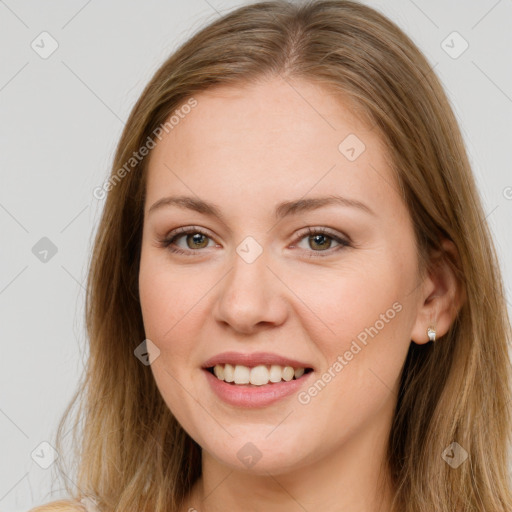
[208,363,313,386]
[203,365,314,408]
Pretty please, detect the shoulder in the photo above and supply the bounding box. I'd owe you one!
[27,499,90,512]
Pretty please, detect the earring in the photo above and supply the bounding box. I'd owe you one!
[427,326,436,342]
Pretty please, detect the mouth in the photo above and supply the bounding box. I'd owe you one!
[205,364,314,386]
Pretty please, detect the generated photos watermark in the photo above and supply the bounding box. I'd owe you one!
[93,97,198,200]
[297,301,403,405]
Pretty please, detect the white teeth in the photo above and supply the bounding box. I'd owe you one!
[213,365,224,380]
[250,365,269,386]
[294,367,305,379]
[269,364,282,383]
[233,365,250,384]
[211,363,308,385]
[223,363,235,382]
[282,366,294,381]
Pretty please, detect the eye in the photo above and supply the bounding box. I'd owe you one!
[291,227,351,258]
[159,226,216,256]
[158,226,351,258]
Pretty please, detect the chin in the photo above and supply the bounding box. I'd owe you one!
[200,429,316,476]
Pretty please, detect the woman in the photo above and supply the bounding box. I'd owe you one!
[30,1,512,511]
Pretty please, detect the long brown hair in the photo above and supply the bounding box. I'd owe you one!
[30,1,512,511]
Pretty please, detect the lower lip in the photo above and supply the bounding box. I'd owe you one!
[203,368,313,408]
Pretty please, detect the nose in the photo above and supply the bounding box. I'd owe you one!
[212,246,288,334]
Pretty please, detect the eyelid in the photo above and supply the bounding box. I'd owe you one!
[159,225,351,257]
[292,226,352,246]
[159,225,218,252]
[166,225,216,239]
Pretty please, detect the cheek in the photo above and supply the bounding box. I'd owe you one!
[290,279,409,448]
[288,251,414,395]
[286,255,405,342]
[138,249,202,343]
[138,252,205,419]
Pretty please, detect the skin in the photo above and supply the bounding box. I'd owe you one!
[138,76,461,512]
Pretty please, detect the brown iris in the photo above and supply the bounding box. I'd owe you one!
[186,232,209,249]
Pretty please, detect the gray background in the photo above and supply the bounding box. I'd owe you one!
[0,0,511,510]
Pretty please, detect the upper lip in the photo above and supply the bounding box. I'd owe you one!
[202,351,313,370]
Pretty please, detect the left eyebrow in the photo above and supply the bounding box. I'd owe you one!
[147,194,376,221]
[274,195,375,218]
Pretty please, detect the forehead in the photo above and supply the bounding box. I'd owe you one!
[144,77,400,218]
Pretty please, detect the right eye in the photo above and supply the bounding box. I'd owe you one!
[160,226,217,256]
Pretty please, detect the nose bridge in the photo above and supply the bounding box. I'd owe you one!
[214,235,286,331]
[226,236,272,305]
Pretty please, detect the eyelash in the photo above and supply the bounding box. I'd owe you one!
[159,226,351,259]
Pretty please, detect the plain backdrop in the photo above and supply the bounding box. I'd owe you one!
[0,0,511,510]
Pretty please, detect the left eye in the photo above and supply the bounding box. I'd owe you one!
[293,230,348,253]
[160,226,350,258]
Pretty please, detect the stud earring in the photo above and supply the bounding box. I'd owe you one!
[427,326,436,342]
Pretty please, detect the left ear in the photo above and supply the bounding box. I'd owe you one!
[410,238,466,344]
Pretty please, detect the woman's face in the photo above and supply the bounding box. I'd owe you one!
[139,77,425,475]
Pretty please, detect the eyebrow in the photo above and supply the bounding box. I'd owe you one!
[147,194,375,222]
